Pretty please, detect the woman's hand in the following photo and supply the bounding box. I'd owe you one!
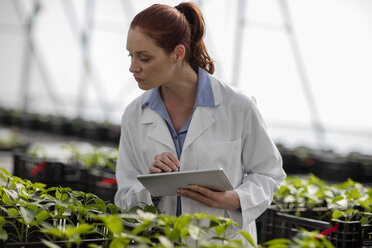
[177,185,241,210]
[149,152,180,173]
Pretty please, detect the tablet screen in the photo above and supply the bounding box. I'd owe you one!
[137,168,233,196]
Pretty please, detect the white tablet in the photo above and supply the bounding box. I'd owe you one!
[137,168,233,196]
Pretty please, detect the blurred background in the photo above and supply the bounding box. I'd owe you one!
[1,0,372,154]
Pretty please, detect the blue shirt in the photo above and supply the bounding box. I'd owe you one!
[142,67,215,159]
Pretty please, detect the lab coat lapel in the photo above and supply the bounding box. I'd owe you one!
[141,107,175,152]
[182,75,222,152]
[183,107,214,151]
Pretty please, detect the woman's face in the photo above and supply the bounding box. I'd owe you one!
[126,27,176,90]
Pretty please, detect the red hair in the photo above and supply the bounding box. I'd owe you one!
[130,2,214,74]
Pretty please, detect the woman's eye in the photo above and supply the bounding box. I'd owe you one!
[140,58,150,63]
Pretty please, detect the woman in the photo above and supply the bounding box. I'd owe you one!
[115,2,286,245]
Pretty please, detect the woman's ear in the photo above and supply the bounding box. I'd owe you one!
[174,44,186,62]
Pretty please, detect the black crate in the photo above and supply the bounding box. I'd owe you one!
[311,160,363,182]
[329,220,372,248]
[329,219,362,248]
[86,168,117,203]
[362,224,372,247]
[257,208,330,244]
[94,180,117,203]
[12,150,29,179]
[12,152,87,191]
[257,207,372,248]
[309,152,364,182]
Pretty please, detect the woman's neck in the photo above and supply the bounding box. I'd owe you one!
[160,64,198,132]
[160,64,198,104]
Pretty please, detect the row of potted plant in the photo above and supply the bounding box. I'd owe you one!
[277,144,372,183]
[0,129,29,152]
[5,124,371,184]
[256,174,372,247]
[13,143,118,203]
[0,107,121,144]
[1,168,337,248]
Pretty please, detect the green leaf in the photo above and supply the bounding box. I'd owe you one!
[165,228,180,241]
[72,236,82,246]
[16,183,29,199]
[129,206,142,213]
[347,188,361,200]
[264,244,289,248]
[0,168,11,176]
[87,244,101,248]
[332,210,344,220]
[174,215,192,230]
[158,235,174,248]
[136,209,156,221]
[42,227,64,238]
[0,229,8,241]
[8,208,19,217]
[215,224,225,236]
[143,205,158,214]
[36,209,51,222]
[109,238,130,248]
[180,227,189,239]
[239,230,257,247]
[41,239,61,248]
[107,204,120,214]
[20,206,36,224]
[0,216,6,226]
[33,182,47,190]
[65,224,93,237]
[263,238,292,245]
[3,188,18,202]
[103,215,123,235]
[188,225,202,240]
[332,195,344,203]
[55,190,61,200]
[359,200,372,211]
[61,193,69,201]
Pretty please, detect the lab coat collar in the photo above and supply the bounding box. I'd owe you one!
[141,107,176,152]
[210,75,222,106]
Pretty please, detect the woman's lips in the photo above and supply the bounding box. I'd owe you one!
[134,76,144,83]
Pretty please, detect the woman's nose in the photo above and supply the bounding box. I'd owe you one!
[129,60,140,73]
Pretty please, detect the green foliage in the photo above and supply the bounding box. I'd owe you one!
[62,143,118,170]
[26,145,48,159]
[2,168,371,247]
[24,143,118,170]
[0,130,25,147]
[1,168,258,247]
[273,174,372,223]
[262,230,334,248]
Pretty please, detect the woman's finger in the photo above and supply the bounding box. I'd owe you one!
[150,152,180,173]
[159,154,179,171]
[178,188,217,208]
[178,185,241,210]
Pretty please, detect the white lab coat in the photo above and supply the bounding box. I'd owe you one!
[115,75,286,245]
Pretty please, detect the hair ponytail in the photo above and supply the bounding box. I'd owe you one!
[175,3,214,74]
[130,2,214,74]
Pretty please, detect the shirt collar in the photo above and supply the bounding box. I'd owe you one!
[142,67,215,109]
